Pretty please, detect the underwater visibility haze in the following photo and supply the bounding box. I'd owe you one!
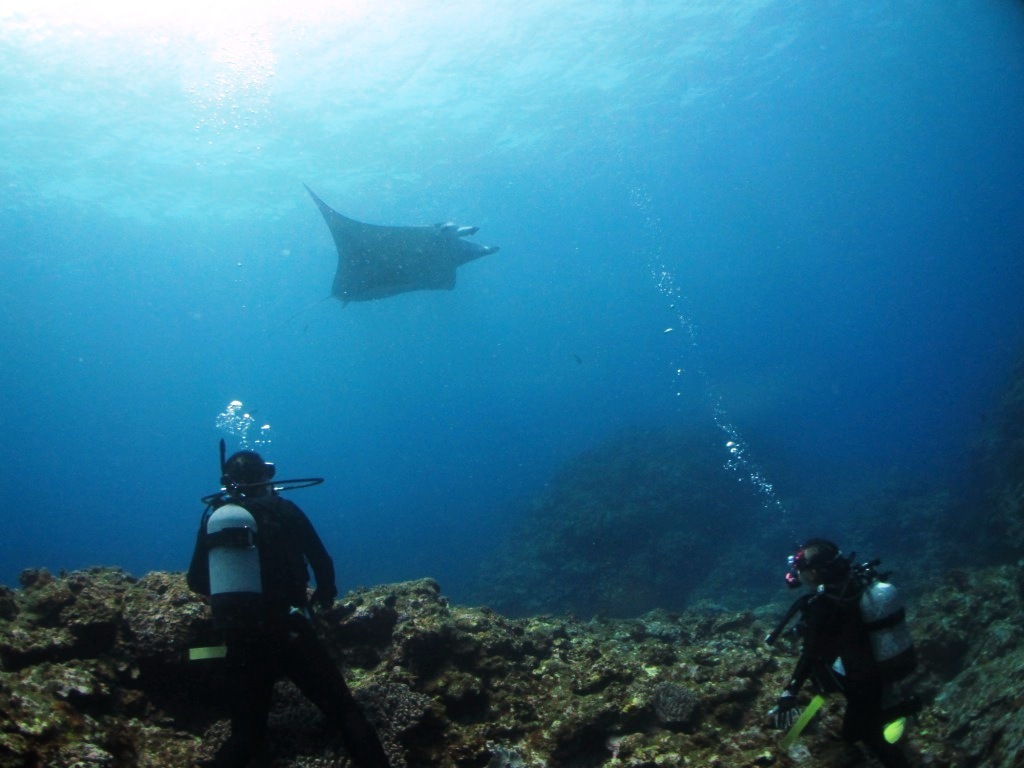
[2,0,1024,606]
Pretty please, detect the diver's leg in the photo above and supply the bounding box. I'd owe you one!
[843,683,912,768]
[283,618,392,768]
[212,637,276,768]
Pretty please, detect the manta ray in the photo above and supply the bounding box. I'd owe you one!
[305,185,499,304]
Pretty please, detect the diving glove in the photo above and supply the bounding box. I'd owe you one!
[312,586,337,609]
[769,691,802,730]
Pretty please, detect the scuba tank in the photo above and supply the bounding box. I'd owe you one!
[206,503,263,630]
[859,579,916,681]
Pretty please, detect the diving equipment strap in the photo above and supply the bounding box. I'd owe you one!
[189,645,228,661]
[779,694,825,750]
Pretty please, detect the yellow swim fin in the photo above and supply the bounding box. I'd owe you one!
[779,695,826,751]
[883,716,906,744]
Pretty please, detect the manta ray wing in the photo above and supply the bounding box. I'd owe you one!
[305,185,499,304]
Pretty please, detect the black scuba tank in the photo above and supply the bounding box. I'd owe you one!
[206,503,263,629]
[859,579,916,681]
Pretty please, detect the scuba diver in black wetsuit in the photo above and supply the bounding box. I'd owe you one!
[765,539,920,767]
[187,444,391,768]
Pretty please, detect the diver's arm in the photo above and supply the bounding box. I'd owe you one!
[784,652,815,695]
[769,626,818,727]
[292,505,337,605]
[186,517,211,594]
[782,597,831,695]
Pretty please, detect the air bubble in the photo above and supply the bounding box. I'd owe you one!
[215,400,271,451]
[632,185,787,519]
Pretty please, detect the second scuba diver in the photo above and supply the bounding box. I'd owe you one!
[765,538,920,767]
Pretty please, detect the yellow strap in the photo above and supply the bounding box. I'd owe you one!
[188,645,228,661]
[779,694,826,750]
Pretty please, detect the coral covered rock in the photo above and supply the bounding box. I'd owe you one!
[474,428,770,618]
[974,351,1024,552]
[651,681,700,728]
[0,564,1018,767]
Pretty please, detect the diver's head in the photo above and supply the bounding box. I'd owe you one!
[785,538,848,589]
[221,450,276,497]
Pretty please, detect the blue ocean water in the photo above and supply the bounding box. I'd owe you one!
[2,0,1023,599]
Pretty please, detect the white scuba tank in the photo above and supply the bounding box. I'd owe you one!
[207,503,263,629]
[859,580,916,681]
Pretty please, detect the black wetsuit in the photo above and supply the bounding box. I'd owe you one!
[785,582,912,768]
[187,493,390,768]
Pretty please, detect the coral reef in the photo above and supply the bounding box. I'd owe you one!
[973,350,1024,553]
[474,428,773,618]
[2,564,1021,767]
[650,681,700,729]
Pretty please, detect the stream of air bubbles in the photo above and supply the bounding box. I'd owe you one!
[215,400,272,451]
[630,187,787,519]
